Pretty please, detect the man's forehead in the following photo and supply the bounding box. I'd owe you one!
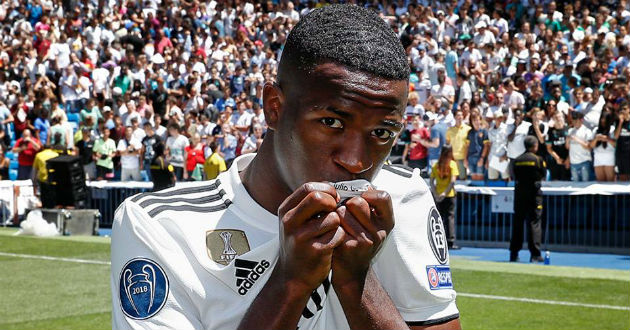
[292,63,408,109]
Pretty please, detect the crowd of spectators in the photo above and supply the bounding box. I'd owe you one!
[0,0,629,187]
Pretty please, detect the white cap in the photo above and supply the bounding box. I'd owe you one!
[152,53,165,64]
[113,86,123,96]
[572,29,585,42]
[475,21,487,29]
[103,106,112,112]
[584,87,594,94]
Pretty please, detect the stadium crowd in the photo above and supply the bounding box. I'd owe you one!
[0,0,629,187]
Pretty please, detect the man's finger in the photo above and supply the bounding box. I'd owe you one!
[283,190,338,229]
[278,182,338,216]
[344,196,379,236]
[360,190,394,232]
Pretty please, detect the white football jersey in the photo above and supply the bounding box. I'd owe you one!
[111,154,458,329]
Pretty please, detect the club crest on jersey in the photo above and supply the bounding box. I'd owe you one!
[206,230,251,265]
[235,258,270,295]
[119,258,169,320]
[426,265,453,290]
[427,207,449,265]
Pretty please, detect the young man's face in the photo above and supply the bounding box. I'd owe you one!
[268,63,407,190]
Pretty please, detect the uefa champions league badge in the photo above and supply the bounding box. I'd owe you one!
[119,258,169,320]
[426,265,453,290]
[332,179,374,206]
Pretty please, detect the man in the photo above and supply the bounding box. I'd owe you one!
[506,110,532,179]
[566,111,593,181]
[149,142,175,192]
[446,111,471,180]
[32,142,60,208]
[510,136,546,262]
[141,122,161,181]
[117,126,143,182]
[12,129,41,180]
[112,5,460,330]
[75,127,96,180]
[487,112,510,181]
[165,122,188,181]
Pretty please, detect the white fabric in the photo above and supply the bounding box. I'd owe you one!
[111,154,459,330]
[593,126,615,167]
[506,122,531,159]
[568,125,594,164]
[117,138,142,169]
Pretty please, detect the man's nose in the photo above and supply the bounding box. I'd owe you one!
[333,131,373,175]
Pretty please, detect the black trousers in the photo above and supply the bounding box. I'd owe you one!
[510,194,543,257]
[437,196,456,246]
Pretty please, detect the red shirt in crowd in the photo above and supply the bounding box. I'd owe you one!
[14,137,41,166]
[185,145,206,172]
[409,127,430,161]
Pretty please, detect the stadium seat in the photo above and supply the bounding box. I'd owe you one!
[6,122,15,141]
[5,152,14,160]
[67,113,80,123]
[9,169,17,181]
[9,160,18,170]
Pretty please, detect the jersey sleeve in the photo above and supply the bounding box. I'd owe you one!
[372,168,459,324]
[111,199,203,330]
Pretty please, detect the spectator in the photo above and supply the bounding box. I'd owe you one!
[33,109,50,144]
[425,112,446,169]
[165,123,188,181]
[487,112,510,181]
[0,145,9,180]
[545,111,571,181]
[430,145,459,250]
[185,134,206,180]
[141,122,161,181]
[615,103,630,181]
[446,111,471,180]
[117,126,142,182]
[566,112,593,182]
[203,141,227,181]
[591,112,616,182]
[47,116,70,149]
[403,115,430,171]
[12,129,41,180]
[464,113,489,181]
[241,123,264,155]
[506,110,531,178]
[218,123,237,168]
[93,128,117,180]
[405,92,424,118]
[75,127,96,180]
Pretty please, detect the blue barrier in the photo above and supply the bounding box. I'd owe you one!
[88,181,630,254]
[455,191,630,254]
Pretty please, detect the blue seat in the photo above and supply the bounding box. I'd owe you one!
[9,160,18,170]
[5,152,14,160]
[9,169,17,181]
[67,113,80,123]
[6,122,15,141]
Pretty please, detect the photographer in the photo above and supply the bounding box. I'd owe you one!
[12,129,41,180]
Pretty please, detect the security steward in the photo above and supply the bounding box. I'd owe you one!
[510,136,546,262]
[149,142,175,192]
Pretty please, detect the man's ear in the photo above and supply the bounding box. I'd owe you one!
[262,81,284,131]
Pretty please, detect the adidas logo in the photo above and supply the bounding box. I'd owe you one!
[235,258,271,295]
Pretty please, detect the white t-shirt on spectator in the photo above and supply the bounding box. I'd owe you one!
[506,121,531,159]
[431,84,455,101]
[117,138,142,169]
[568,125,594,164]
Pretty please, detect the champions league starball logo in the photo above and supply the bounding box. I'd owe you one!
[119,258,169,320]
[428,207,449,265]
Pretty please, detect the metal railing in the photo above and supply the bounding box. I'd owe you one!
[88,181,630,254]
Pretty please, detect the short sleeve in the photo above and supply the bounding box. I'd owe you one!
[111,200,203,330]
[372,171,458,323]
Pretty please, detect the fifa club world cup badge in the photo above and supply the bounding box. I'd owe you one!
[206,229,251,265]
[119,258,169,320]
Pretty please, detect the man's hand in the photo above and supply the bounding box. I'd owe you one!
[277,183,346,294]
[331,190,394,287]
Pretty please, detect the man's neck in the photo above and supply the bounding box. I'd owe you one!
[239,134,292,216]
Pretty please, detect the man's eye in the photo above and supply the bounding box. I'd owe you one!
[372,129,394,140]
[320,118,343,128]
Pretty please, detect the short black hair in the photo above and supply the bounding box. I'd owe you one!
[279,4,409,81]
[524,135,538,150]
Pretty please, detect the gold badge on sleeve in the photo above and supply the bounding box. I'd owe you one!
[206,230,251,265]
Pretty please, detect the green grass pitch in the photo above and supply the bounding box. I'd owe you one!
[0,228,628,330]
